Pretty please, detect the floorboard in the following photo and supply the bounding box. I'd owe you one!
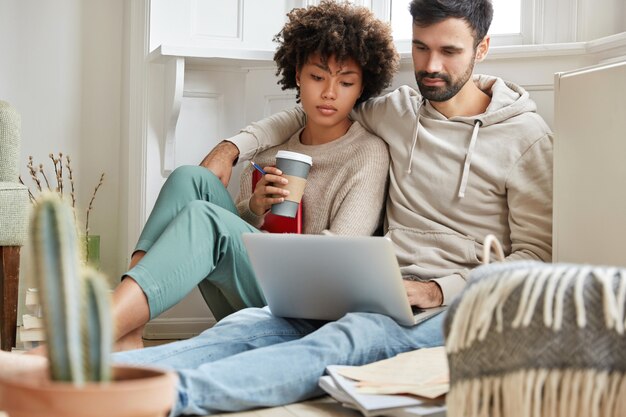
[211,397,359,417]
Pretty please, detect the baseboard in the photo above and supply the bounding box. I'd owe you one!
[143,317,216,340]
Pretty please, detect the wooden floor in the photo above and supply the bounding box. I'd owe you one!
[212,397,360,417]
[0,396,358,417]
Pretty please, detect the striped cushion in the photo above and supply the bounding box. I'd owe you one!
[444,261,626,417]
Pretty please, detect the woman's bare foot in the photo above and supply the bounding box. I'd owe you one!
[26,344,48,357]
[129,250,146,269]
[0,350,48,379]
[111,256,150,352]
[114,326,145,352]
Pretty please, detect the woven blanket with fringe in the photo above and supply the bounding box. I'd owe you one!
[443,260,626,417]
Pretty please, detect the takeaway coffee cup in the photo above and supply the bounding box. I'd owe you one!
[271,150,313,218]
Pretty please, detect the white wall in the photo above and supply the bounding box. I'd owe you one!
[576,0,626,41]
[0,0,83,173]
[78,0,124,283]
[0,0,124,320]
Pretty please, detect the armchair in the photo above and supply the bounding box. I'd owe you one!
[0,100,29,351]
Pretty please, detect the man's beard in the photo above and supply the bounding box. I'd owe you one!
[414,58,475,102]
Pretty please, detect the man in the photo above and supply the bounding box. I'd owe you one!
[203,0,553,309]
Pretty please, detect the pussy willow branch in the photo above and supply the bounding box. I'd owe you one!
[48,154,63,197]
[38,164,51,190]
[19,176,36,203]
[49,153,61,193]
[65,155,76,209]
[85,172,105,263]
[24,154,103,265]
[58,152,64,196]
[27,156,42,192]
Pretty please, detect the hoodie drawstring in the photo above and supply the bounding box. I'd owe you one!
[458,120,482,198]
[406,99,425,174]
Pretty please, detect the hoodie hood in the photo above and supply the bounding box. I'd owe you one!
[421,75,537,127]
[408,74,538,197]
[467,74,536,126]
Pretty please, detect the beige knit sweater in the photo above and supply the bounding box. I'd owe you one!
[236,121,389,236]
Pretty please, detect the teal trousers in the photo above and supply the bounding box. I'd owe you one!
[126,165,265,320]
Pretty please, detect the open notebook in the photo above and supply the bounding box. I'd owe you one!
[242,233,446,326]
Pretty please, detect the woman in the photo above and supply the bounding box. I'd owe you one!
[113,0,399,350]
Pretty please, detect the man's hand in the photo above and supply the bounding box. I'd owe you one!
[199,141,240,187]
[403,280,443,308]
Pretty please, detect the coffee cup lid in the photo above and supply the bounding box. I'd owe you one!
[275,150,313,166]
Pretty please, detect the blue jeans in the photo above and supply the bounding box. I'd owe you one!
[114,307,445,416]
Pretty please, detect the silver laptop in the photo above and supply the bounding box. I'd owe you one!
[242,233,445,326]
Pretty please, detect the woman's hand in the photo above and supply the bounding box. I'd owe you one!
[249,166,290,216]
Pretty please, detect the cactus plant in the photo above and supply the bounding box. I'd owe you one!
[0,192,174,417]
[30,192,112,384]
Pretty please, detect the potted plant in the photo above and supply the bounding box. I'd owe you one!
[0,194,176,417]
[21,153,105,267]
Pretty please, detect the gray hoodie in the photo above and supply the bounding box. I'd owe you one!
[229,75,553,305]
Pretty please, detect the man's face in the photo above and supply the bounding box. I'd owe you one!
[411,18,483,102]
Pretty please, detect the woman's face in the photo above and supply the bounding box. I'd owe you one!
[296,53,363,136]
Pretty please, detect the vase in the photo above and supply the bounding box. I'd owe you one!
[0,365,176,417]
[82,234,100,269]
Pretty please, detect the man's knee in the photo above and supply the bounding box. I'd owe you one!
[331,312,391,337]
[341,312,392,325]
[213,307,273,328]
[335,311,445,347]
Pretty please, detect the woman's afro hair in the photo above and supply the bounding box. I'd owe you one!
[273,0,400,105]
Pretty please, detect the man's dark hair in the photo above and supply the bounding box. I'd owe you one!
[409,0,493,46]
[273,0,399,105]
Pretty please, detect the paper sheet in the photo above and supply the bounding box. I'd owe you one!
[324,366,446,416]
[337,346,449,398]
[356,383,449,399]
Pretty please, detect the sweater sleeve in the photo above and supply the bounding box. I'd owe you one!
[235,165,265,228]
[349,86,418,142]
[504,133,554,262]
[226,87,416,160]
[428,273,467,307]
[324,139,390,236]
[228,107,307,161]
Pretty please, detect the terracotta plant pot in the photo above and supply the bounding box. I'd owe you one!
[0,365,176,417]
